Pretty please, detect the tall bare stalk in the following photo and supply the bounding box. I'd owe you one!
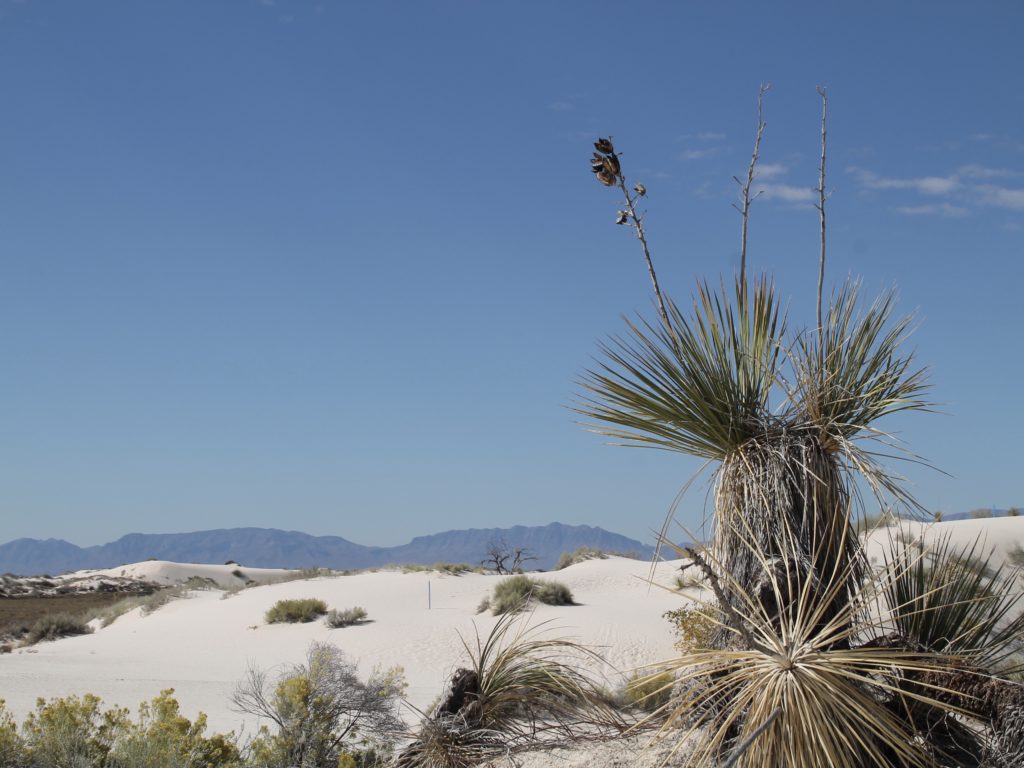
[590,138,671,333]
[814,86,829,331]
[734,83,771,292]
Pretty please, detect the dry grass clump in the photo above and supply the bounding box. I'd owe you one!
[325,606,368,628]
[398,613,621,767]
[485,575,574,615]
[26,613,93,644]
[265,598,328,624]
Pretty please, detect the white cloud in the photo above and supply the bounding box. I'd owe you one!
[956,163,1016,179]
[681,148,718,160]
[680,131,726,141]
[756,163,788,180]
[848,167,958,195]
[975,184,1024,210]
[755,184,816,203]
[893,203,968,218]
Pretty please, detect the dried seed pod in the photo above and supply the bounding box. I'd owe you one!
[595,170,617,187]
[634,183,646,197]
[602,154,620,176]
[594,137,615,155]
[615,210,629,225]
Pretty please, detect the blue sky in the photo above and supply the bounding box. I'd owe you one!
[1,1,1022,548]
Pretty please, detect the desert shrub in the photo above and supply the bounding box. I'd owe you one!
[1008,507,1020,517]
[662,604,717,651]
[400,562,479,575]
[22,693,128,767]
[970,508,994,519]
[234,643,405,768]
[622,670,674,713]
[399,613,620,767]
[230,569,245,580]
[855,509,898,535]
[325,607,368,628]
[107,689,241,768]
[487,575,574,615]
[27,613,93,644]
[1008,542,1024,568]
[475,596,490,614]
[96,585,199,627]
[554,547,609,570]
[0,700,25,767]
[264,598,327,624]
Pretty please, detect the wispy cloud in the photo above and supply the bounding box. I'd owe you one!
[546,100,573,112]
[847,166,958,195]
[756,163,788,180]
[848,163,1024,216]
[893,203,968,218]
[680,131,726,141]
[956,163,1017,179]
[681,147,719,161]
[975,184,1024,210]
[755,184,816,203]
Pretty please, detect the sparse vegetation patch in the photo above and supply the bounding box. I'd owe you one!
[265,598,328,624]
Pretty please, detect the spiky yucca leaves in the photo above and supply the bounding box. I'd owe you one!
[464,612,621,737]
[651,527,969,768]
[581,276,929,645]
[400,613,621,767]
[790,282,931,510]
[580,276,782,461]
[883,533,1024,669]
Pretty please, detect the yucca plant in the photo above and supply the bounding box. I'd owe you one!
[398,612,621,766]
[642,523,980,768]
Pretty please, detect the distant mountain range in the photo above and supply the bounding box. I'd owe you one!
[0,523,657,577]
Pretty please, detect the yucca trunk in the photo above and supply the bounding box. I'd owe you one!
[714,426,862,645]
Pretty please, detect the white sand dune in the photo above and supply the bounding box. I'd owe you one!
[3,518,1020,762]
[60,560,298,589]
[2,556,691,738]
[862,516,1024,567]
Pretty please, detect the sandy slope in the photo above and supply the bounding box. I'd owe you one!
[60,560,298,589]
[3,518,1020,762]
[1,556,691,737]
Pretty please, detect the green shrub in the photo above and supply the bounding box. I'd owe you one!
[325,607,368,628]
[488,575,574,615]
[27,613,93,644]
[554,547,609,570]
[622,670,674,712]
[662,604,717,651]
[22,693,128,767]
[0,699,24,766]
[265,598,328,624]
[107,689,241,768]
[234,643,404,767]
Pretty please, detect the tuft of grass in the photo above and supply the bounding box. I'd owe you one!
[622,670,675,713]
[27,613,93,644]
[487,575,574,615]
[265,598,328,624]
[325,607,368,628]
[400,563,482,575]
[400,613,621,766]
[554,547,610,570]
